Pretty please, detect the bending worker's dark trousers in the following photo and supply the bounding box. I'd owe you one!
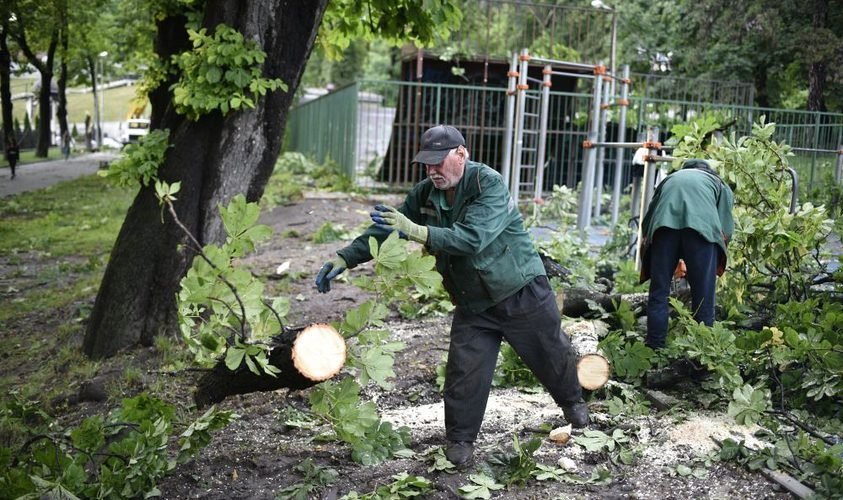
[646,227,719,348]
[444,275,582,442]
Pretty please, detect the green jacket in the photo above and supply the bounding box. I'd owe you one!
[338,161,545,313]
[639,166,735,282]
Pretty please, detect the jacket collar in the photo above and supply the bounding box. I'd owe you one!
[424,161,482,211]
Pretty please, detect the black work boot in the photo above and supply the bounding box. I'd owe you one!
[562,400,589,428]
[445,441,474,468]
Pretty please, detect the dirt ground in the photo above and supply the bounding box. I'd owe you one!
[2,187,793,499]
[153,192,790,499]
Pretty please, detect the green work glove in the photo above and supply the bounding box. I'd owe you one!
[315,255,347,293]
[370,204,429,244]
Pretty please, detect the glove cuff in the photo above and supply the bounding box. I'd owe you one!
[333,254,348,269]
[409,226,429,245]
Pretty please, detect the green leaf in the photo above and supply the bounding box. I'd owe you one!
[225,346,246,371]
[206,65,222,83]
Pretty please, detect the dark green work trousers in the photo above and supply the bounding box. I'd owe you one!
[443,275,582,442]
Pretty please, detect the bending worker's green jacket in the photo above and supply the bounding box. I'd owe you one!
[338,161,545,313]
[639,165,735,282]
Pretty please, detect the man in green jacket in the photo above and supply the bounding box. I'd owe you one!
[639,159,735,349]
[315,125,588,467]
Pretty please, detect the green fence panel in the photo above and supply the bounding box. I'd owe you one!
[287,82,358,179]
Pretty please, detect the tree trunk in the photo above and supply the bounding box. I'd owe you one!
[84,1,330,358]
[194,324,346,408]
[0,23,12,146]
[753,64,769,109]
[56,7,69,139]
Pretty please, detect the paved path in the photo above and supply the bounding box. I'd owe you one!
[1,152,119,199]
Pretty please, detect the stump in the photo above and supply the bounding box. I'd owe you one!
[194,323,346,408]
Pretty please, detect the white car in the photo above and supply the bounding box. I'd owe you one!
[123,118,150,144]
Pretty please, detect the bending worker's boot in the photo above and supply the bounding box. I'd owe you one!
[562,400,590,428]
[445,441,474,468]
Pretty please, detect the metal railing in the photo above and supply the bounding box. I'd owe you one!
[285,79,843,202]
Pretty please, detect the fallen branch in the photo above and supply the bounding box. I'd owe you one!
[194,324,346,408]
[710,437,815,499]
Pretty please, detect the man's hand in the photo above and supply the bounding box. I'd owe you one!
[315,256,347,293]
[370,205,428,244]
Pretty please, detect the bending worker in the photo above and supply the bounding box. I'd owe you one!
[639,159,735,349]
[315,125,588,467]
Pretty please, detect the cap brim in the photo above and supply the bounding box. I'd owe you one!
[412,149,450,165]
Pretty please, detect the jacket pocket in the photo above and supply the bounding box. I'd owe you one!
[475,244,523,300]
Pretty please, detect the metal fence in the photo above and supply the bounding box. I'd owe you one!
[285,79,843,201]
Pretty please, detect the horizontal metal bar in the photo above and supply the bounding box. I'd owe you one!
[645,155,677,163]
[791,147,842,154]
[549,71,596,80]
[527,57,597,71]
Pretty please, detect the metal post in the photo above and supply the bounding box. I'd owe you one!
[641,127,660,218]
[93,72,101,149]
[96,51,107,148]
[593,74,611,219]
[511,48,530,200]
[635,127,659,271]
[534,65,552,201]
[836,145,843,185]
[576,63,604,230]
[501,53,518,189]
[610,65,630,226]
[610,11,617,97]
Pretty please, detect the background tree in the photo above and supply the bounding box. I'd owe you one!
[622,0,842,111]
[7,0,60,157]
[83,0,461,358]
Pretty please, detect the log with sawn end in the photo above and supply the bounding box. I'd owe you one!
[194,323,346,408]
[564,318,612,391]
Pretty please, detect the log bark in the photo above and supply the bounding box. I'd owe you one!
[194,324,346,408]
[556,288,647,318]
[556,287,691,318]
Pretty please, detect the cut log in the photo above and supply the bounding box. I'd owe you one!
[194,323,346,408]
[564,319,612,391]
[577,355,612,391]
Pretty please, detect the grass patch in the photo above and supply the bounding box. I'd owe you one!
[11,81,143,125]
[0,175,134,256]
[0,175,131,399]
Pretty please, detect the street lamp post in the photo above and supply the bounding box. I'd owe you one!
[96,51,107,148]
[590,0,616,93]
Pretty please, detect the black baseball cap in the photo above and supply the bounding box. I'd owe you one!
[412,125,466,165]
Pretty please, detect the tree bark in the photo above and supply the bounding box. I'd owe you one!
[0,22,13,146]
[84,1,330,358]
[194,324,346,409]
[55,1,69,139]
